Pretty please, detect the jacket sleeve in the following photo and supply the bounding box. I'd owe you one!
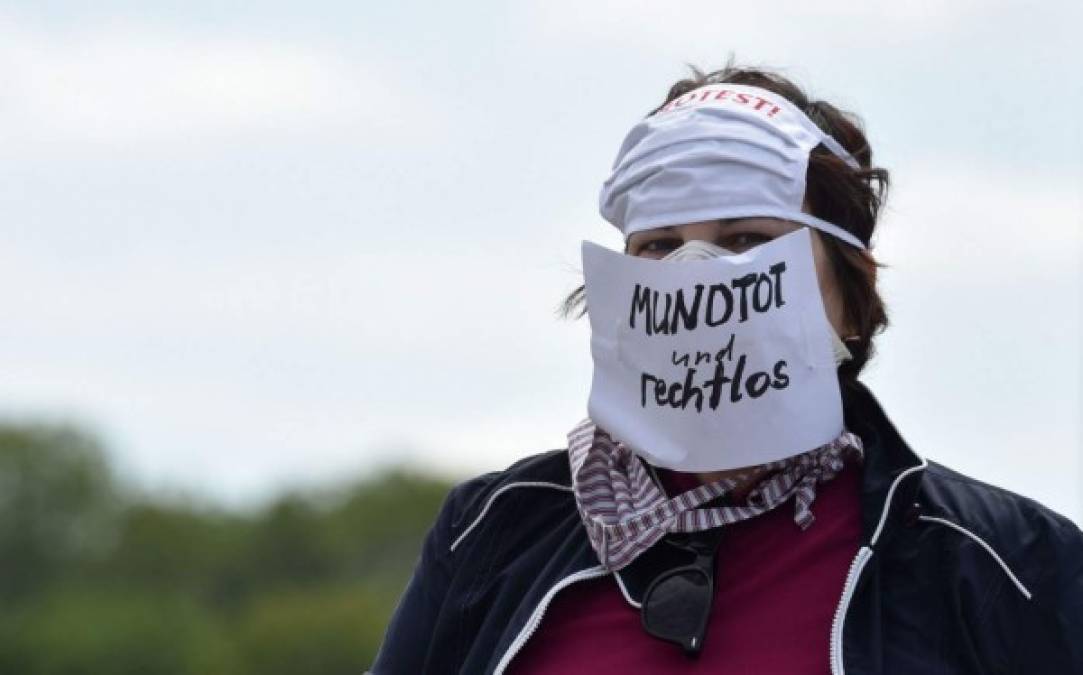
[1048,518,1083,671]
[367,475,490,674]
[1011,513,1083,673]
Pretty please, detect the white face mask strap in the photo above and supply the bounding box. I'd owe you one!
[794,214,867,250]
[815,133,861,171]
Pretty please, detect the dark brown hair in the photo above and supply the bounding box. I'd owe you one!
[561,61,890,381]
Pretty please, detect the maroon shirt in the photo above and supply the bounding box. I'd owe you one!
[509,460,863,674]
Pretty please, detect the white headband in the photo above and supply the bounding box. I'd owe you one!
[599,83,867,250]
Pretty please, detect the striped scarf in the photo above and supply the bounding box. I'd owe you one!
[568,418,863,571]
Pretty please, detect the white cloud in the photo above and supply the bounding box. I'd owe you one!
[0,16,428,148]
[877,160,1082,271]
[521,0,991,54]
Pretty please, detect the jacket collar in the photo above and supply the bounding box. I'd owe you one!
[841,379,928,548]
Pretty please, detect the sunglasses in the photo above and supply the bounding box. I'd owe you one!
[640,527,724,657]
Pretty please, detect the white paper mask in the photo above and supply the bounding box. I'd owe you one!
[582,228,845,472]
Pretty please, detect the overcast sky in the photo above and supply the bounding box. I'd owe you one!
[2,1,1080,523]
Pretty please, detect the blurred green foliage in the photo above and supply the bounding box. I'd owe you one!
[0,422,454,674]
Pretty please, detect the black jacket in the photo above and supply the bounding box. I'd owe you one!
[370,381,1083,674]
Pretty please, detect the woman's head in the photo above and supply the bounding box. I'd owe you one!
[566,61,890,381]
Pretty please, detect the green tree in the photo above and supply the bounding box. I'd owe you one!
[234,583,395,675]
[0,588,239,675]
[0,424,119,601]
[0,420,456,674]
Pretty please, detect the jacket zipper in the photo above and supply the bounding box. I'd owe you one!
[829,454,926,674]
[493,565,609,675]
[830,545,873,675]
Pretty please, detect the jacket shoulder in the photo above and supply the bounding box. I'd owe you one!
[369,450,571,675]
[917,462,1083,669]
[441,449,573,539]
[918,460,1083,597]
[920,460,1080,541]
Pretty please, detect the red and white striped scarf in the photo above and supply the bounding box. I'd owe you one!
[567,418,863,571]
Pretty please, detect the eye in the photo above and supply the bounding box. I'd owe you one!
[632,237,682,259]
[722,231,772,252]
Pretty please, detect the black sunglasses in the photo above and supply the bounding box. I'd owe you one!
[640,527,724,657]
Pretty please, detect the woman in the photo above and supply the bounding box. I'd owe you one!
[370,63,1083,674]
